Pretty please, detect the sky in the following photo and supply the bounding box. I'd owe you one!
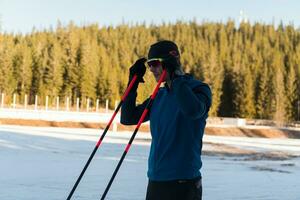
[0,0,300,34]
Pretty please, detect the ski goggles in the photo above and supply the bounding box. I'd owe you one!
[146,58,164,68]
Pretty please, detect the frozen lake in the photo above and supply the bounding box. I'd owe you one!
[0,125,299,200]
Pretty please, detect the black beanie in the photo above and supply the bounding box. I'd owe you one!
[148,40,180,60]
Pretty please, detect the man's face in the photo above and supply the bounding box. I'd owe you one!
[147,59,166,82]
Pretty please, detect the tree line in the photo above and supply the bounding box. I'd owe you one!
[0,21,299,122]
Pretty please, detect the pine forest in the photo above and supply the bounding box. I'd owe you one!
[0,21,299,122]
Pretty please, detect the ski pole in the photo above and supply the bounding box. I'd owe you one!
[67,75,139,200]
[100,69,167,200]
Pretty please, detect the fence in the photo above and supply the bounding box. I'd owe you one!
[0,93,121,131]
[0,93,117,113]
[1,93,299,129]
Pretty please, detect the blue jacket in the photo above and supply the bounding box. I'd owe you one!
[121,74,211,181]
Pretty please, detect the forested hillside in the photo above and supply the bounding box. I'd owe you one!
[0,21,299,121]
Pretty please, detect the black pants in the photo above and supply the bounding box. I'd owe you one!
[146,177,202,200]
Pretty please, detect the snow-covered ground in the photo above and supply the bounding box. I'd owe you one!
[0,125,300,200]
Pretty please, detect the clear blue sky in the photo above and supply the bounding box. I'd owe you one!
[0,0,300,34]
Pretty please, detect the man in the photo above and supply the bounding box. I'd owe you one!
[121,40,211,200]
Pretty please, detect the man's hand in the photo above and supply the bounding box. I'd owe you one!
[161,56,181,80]
[129,58,147,82]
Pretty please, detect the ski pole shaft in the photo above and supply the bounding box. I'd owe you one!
[100,70,167,200]
[67,75,138,200]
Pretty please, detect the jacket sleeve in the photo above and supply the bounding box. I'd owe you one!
[120,90,150,125]
[172,77,212,120]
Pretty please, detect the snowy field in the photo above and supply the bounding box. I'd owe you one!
[0,125,300,200]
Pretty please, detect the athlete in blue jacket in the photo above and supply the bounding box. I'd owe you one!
[121,40,211,200]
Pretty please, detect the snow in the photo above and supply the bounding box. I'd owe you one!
[0,125,300,200]
[0,108,121,123]
[204,135,300,154]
